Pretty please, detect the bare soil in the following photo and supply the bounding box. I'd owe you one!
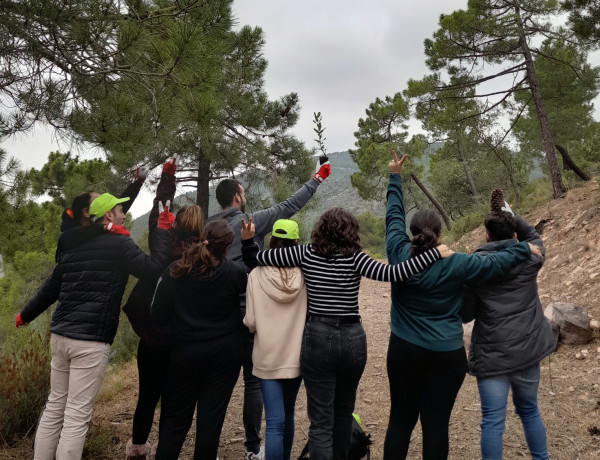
[2,177,600,459]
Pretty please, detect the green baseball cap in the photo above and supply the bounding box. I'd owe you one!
[271,219,299,240]
[89,193,130,222]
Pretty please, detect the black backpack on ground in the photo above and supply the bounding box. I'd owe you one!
[298,417,372,459]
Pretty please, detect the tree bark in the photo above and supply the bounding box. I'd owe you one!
[409,172,452,230]
[195,151,210,220]
[515,3,564,198]
[555,144,591,181]
[456,136,478,200]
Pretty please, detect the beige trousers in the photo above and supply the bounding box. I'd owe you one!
[33,333,110,460]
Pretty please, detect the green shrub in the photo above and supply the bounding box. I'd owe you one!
[0,333,50,444]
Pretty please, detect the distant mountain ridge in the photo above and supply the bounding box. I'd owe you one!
[130,151,383,243]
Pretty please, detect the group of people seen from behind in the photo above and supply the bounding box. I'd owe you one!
[16,151,554,460]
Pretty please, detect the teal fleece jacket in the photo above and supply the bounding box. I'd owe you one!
[385,174,532,352]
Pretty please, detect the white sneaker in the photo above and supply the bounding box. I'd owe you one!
[245,446,265,460]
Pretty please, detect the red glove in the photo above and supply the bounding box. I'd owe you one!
[104,222,130,236]
[313,161,331,183]
[162,156,177,176]
[158,200,175,230]
[15,313,26,328]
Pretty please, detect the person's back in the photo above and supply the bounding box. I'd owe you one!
[466,214,555,376]
[208,162,330,459]
[464,208,554,460]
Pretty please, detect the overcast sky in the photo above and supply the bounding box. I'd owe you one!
[2,0,596,216]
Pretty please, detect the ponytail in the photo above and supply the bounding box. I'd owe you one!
[170,219,233,278]
[409,210,441,257]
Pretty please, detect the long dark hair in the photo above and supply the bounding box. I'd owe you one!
[70,191,94,225]
[311,207,361,257]
[269,233,299,284]
[409,210,441,257]
[170,219,233,278]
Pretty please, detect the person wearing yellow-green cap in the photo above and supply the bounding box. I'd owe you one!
[17,190,174,460]
[243,219,307,460]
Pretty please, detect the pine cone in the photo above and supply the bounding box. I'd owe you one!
[490,189,505,213]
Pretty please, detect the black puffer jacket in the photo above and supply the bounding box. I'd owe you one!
[20,223,171,344]
[464,215,556,378]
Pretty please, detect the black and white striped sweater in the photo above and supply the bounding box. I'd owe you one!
[250,244,440,318]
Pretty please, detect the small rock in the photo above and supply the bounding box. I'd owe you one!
[582,349,589,357]
[568,386,575,392]
[590,273,599,279]
[591,320,599,330]
[576,352,583,359]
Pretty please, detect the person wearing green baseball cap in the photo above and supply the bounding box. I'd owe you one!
[17,186,174,460]
[243,219,306,460]
[89,193,131,225]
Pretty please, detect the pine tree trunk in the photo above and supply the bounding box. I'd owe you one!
[195,151,210,220]
[456,136,478,200]
[515,4,564,198]
[555,144,591,181]
[409,173,452,230]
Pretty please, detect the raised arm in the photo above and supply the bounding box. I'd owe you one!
[251,158,329,237]
[353,248,441,282]
[386,152,411,257]
[148,158,177,232]
[515,214,545,259]
[120,165,149,214]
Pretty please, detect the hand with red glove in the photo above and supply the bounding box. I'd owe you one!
[158,200,175,230]
[104,222,131,236]
[15,313,26,328]
[313,157,331,183]
[162,155,177,176]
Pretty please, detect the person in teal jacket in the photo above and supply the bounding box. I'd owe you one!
[383,151,542,460]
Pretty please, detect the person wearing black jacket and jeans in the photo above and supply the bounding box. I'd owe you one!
[208,160,331,460]
[18,193,173,460]
[463,204,555,460]
[151,219,257,460]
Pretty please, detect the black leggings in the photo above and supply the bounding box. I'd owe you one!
[132,340,171,444]
[384,333,467,460]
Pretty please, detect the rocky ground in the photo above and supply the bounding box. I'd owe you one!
[2,177,600,459]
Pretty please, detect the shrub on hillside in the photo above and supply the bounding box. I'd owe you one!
[0,333,50,444]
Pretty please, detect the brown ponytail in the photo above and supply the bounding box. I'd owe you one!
[170,219,233,278]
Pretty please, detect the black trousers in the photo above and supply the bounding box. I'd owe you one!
[384,333,467,460]
[132,340,171,444]
[154,333,243,460]
[242,327,263,453]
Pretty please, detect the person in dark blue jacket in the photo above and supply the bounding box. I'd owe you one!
[383,151,542,460]
[463,202,555,460]
[17,193,173,460]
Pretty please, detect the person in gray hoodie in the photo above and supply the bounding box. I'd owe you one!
[207,159,330,460]
[463,202,555,460]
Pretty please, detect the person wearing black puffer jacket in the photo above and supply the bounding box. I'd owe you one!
[463,208,555,460]
[17,193,173,460]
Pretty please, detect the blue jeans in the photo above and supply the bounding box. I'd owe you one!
[301,317,367,460]
[477,364,549,460]
[260,377,302,460]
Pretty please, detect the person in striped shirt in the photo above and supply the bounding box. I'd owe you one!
[241,209,452,459]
